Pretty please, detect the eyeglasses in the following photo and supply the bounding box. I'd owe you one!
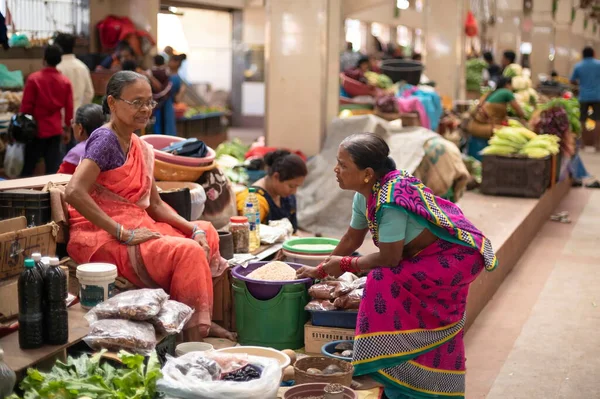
[117,98,158,110]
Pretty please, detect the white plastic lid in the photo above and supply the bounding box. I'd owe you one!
[41,256,50,266]
[77,263,118,278]
[50,257,60,266]
[31,253,42,261]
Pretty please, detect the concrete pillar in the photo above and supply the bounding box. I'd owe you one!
[423,0,468,100]
[553,0,574,77]
[265,0,342,156]
[529,0,554,82]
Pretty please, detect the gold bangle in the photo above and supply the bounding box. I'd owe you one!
[120,225,125,242]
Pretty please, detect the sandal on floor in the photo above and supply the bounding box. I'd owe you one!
[585,180,600,189]
[572,180,583,187]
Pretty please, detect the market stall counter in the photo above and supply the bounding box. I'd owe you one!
[0,304,88,377]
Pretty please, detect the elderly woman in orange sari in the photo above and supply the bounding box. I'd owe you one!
[65,71,233,341]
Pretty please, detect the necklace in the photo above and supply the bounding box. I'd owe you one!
[111,123,131,155]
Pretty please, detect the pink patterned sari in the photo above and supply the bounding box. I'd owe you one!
[352,170,497,399]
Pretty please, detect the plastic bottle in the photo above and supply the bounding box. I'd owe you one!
[31,252,45,278]
[0,347,16,399]
[244,203,260,252]
[247,188,261,236]
[18,259,44,349]
[43,258,68,345]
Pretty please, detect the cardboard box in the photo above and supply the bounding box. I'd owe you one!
[0,217,58,280]
[0,277,18,321]
[304,322,355,354]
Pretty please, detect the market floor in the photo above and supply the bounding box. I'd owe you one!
[464,152,600,399]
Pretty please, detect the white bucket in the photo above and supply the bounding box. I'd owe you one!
[76,263,118,309]
[281,250,329,267]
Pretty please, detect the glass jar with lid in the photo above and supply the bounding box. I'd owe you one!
[230,216,250,253]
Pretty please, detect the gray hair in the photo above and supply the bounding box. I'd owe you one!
[102,71,150,115]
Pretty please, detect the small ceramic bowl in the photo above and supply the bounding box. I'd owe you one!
[175,342,214,357]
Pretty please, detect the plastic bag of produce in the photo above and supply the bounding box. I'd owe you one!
[352,277,367,290]
[308,281,353,300]
[158,353,281,399]
[305,299,337,311]
[85,288,169,324]
[150,300,194,335]
[3,142,24,178]
[84,319,157,355]
[333,288,364,310]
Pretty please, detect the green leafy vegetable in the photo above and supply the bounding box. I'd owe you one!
[7,350,161,399]
[540,98,582,136]
[215,138,249,161]
[466,58,487,92]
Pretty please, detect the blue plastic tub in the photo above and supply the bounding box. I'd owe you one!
[309,310,358,329]
[321,340,354,362]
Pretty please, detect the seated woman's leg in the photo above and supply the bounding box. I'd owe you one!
[140,236,214,339]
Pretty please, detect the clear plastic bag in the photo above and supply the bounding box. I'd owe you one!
[85,288,169,323]
[352,277,367,290]
[308,281,353,300]
[151,300,194,334]
[333,288,364,310]
[305,299,337,311]
[158,353,281,399]
[4,142,25,179]
[84,319,156,355]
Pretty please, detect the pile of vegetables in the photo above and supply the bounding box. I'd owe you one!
[481,120,561,158]
[183,106,226,119]
[503,63,523,79]
[364,72,393,89]
[540,98,582,136]
[215,138,249,161]
[8,350,161,399]
[375,95,399,114]
[466,58,488,92]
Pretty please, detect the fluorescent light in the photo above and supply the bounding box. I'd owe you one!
[397,0,409,10]
[168,6,178,13]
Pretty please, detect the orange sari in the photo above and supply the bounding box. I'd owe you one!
[68,134,219,336]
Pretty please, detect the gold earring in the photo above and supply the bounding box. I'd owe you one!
[364,178,369,183]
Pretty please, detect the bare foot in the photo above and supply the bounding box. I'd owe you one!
[209,322,238,342]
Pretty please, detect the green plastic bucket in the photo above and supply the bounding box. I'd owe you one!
[232,278,309,350]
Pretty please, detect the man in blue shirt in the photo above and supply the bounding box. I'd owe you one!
[571,46,600,150]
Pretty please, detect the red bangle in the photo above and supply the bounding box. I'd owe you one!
[340,256,360,273]
[316,265,328,279]
[352,256,361,273]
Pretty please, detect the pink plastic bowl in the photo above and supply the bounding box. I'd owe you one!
[140,135,216,167]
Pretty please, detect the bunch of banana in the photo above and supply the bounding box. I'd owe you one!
[481,126,539,156]
[519,134,560,158]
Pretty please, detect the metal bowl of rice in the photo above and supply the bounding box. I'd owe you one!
[232,261,313,300]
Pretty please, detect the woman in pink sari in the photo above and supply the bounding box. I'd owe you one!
[65,71,233,341]
[297,133,497,399]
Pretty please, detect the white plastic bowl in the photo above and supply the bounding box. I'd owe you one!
[216,346,291,371]
[175,342,215,357]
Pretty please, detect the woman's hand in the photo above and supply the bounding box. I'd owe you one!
[193,231,211,261]
[121,228,161,246]
[296,266,320,279]
[321,256,344,278]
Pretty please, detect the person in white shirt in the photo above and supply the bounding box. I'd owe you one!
[55,33,94,113]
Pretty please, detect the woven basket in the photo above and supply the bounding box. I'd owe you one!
[480,154,554,198]
[294,356,354,387]
[154,159,216,182]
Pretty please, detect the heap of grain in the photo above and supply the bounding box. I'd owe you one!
[246,261,297,281]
